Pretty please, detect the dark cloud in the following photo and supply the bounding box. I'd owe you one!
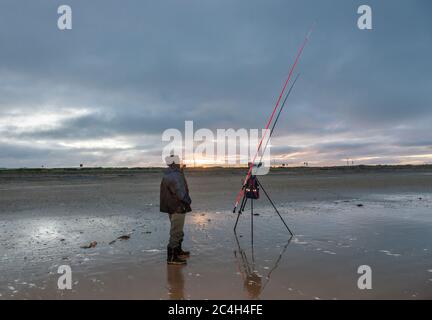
[0,0,431,167]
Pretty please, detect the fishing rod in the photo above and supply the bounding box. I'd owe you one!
[235,73,299,219]
[270,73,300,139]
[232,26,313,213]
[257,73,301,167]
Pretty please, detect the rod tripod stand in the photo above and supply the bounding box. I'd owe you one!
[233,175,294,239]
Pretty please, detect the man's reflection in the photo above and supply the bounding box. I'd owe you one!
[234,234,292,299]
[166,265,185,299]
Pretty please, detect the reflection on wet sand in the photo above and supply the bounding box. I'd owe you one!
[234,234,292,299]
[164,235,292,300]
[166,265,185,300]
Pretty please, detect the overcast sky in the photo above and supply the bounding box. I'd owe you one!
[0,0,431,168]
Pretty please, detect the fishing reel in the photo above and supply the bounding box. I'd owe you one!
[244,176,259,200]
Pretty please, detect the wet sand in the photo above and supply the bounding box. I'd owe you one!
[1,167,432,299]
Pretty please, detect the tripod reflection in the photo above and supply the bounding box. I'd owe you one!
[234,233,292,299]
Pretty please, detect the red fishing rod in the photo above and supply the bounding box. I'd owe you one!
[232,27,313,213]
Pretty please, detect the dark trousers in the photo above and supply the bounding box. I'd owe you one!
[168,213,185,249]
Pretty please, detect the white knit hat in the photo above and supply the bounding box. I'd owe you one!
[165,154,181,165]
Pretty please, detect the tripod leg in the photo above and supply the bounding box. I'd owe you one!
[257,180,294,236]
[251,197,254,248]
[239,193,247,213]
[234,209,241,233]
[234,195,247,232]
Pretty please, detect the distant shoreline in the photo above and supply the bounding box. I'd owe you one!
[1,164,432,175]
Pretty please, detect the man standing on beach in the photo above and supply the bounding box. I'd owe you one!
[160,155,192,265]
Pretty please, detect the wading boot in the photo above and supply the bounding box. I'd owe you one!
[167,246,187,265]
[178,241,190,258]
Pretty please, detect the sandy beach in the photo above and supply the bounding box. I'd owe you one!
[1,166,431,299]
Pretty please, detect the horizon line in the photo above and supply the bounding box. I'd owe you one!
[1,163,432,170]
